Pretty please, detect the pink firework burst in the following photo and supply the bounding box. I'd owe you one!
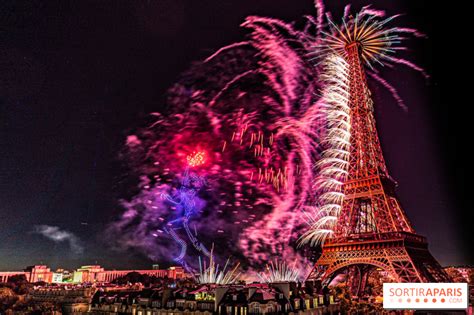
[106,2,425,273]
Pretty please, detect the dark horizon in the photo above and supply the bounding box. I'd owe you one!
[1,0,472,271]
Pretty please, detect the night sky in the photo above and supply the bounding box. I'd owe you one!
[1,0,472,271]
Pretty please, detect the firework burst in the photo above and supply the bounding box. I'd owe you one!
[197,248,241,285]
[312,5,427,110]
[258,260,300,283]
[107,1,425,269]
[187,151,206,168]
[298,4,426,245]
[318,6,425,69]
[107,11,321,271]
[300,54,350,246]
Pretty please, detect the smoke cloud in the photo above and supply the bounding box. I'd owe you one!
[34,225,84,255]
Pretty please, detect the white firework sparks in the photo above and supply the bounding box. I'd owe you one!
[319,6,425,70]
[300,54,350,246]
[197,253,241,285]
[258,260,300,283]
[314,5,427,110]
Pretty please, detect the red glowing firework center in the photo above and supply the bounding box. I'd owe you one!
[186,151,206,167]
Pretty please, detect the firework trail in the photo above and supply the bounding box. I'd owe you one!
[107,2,425,269]
[300,6,427,245]
[258,260,301,283]
[300,54,350,246]
[298,5,427,245]
[107,10,322,272]
[317,5,427,109]
[197,247,241,285]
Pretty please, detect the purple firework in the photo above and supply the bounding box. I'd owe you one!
[107,15,322,273]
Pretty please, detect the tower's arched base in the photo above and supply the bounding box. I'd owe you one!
[320,264,387,297]
[307,232,451,296]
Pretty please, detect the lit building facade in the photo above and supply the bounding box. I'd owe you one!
[26,265,53,283]
[28,286,96,314]
[73,265,185,283]
[0,265,186,284]
[444,266,473,283]
[0,265,53,283]
[52,272,64,283]
[0,271,28,283]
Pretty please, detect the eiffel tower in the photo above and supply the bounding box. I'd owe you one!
[307,42,450,295]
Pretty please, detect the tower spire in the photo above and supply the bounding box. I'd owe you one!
[332,42,414,239]
[307,13,450,294]
[345,43,388,180]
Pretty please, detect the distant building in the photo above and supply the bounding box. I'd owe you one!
[444,266,474,302]
[52,272,64,283]
[73,265,106,283]
[26,265,52,283]
[444,266,473,283]
[0,270,28,283]
[0,265,186,284]
[0,265,54,283]
[79,265,186,283]
[28,286,96,314]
